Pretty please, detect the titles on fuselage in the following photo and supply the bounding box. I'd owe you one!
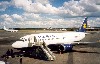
[36,34,65,41]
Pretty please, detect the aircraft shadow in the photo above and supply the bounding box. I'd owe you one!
[1,47,100,61]
[53,49,100,54]
[1,48,50,61]
[71,50,100,54]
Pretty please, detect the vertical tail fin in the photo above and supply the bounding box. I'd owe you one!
[3,26,8,30]
[78,17,88,32]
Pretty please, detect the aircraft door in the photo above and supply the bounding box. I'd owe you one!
[34,36,37,42]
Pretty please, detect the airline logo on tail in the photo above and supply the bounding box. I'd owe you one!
[83,23,87,29]
[78,17,88,32]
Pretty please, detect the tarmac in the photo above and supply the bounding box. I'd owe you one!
[0,30,100,64]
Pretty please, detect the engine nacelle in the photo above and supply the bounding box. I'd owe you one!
[48,44,73,52]
[58,44,73,51]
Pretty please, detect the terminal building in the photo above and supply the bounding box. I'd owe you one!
[86,27,100,31]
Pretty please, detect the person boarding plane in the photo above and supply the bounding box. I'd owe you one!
[3,26,18,32]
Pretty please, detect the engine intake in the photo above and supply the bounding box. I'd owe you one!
[58,44,73,52]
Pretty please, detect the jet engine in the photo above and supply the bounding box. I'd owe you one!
[57,44,73,52]
[48,44,73,52]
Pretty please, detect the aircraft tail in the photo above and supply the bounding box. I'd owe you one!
[78,17,88,32]
[3,26,8,30]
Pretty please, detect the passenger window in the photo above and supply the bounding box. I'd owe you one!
[56,38,59,39]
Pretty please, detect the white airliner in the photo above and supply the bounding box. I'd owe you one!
[12,17,89,52]
[3,26,18,32]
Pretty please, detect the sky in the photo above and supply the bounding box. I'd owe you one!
[0,0,100,28]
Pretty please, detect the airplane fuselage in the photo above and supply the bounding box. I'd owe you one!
[12,17,88,52]
[5,29,18,32]
[3,26,18,32]
[30,32,85,45]
[12,32,86,48]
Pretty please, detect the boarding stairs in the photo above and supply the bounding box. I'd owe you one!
[28,36,55,61]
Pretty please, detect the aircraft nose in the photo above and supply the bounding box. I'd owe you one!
[12,42,19,48]
[12,41,28,48]
[12,41,23,48]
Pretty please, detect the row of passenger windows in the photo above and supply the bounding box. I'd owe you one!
[38,37,66,41]
[39,38,60,41]
[37,35,56,38]
[23,37,65,42]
